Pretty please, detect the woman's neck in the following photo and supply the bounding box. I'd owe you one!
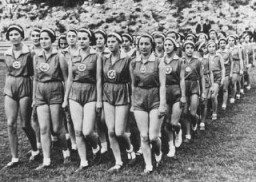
[166,51,175,59]
[12,43,22,51]
[97,46,105,53]
[124,47,131,53]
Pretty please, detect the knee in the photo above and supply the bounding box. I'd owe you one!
[140,135,149,143]
[40,126,49,135]
[75,130,83,138]
[108,131,116,138]
[7,120,16,129]
[115,130,125,137]
[149,136,159,143]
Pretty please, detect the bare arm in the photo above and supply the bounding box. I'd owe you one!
[230,53,234,77]
[129,60,135,110]
[32,56,37,106]
[159,60,167,114]
[180,61,186,98]
[238,47,244,73]
[200,62,206,98]
[219,55,225,84]
[59,54,69,107]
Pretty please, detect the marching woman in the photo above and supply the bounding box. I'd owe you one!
[122,33,136,58]
[33,28,70,170]
[183,40,205,142]
[207,41,225,120]
[94,29,109,154]
[197,42,214,130]
[217,38,233,110]
[103,32,136,172]
[3,24,39,168]
[130,33,166,173]
[30,27,42,150]
[162,37,185,157]
[62,29,78,151]
[62,28,102,172]
[242,32,255,90]
[227,35,244,103]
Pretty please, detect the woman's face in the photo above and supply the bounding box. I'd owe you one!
[198,35,206,43]
[209,31,217,40]
[59,38,68,49]
[244,35,250,42]
[107,36,120,52]
[77,32,91,50]
[184,44,194,57]
[219,40,226,49]
[138,37,152,56]
[228,37,235,46]
[66,31,77,46]
[186,36,194,42]
[207,43,216,54]
[164,39,175,54]
[31,30,40,46]
[95,33,105,48]
[122,36,131,50]
[40,32,52,50]
[201,46,207,55]
[154,37,164,52]
[9,30,22,45]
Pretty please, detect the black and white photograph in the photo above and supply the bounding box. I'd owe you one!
[0,0,256,181]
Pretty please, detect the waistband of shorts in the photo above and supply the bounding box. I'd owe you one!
[37,80,62,83]
[73,81,96,84]
[135,85,159,89]
[233,58,240,62]
[7,74,31,78]
[104,82,129,85]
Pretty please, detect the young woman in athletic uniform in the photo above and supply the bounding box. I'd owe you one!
[242,33,254,90]
[217,38,233,110]
[162,37,185,157]
[103,32,136,172]
[33,28,70,170]
[3,24,39,169]
[207,41,225,120]
[183,40,205,142]
[62,28,102,172]
[94,29,109,154]
[197,42,214,130]
[130,33,166,174]
[227,35,244,103]
[62,29,78,152]
[30,27,42,150]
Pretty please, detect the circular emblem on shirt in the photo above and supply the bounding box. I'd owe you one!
[39,63,50,72]
[77,64,86,72]
[140,65,146,73]
[12,61,21,69]
[185,66,192,72]
[165,66,172,74]
[107,70,116,79]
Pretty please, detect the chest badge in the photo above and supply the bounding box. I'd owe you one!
[140,65,146,73]
[107,70,116,79]
[77,63,86,72]
[39,63,50,72]
[185,66,192,72]
[166,65,172,74]
[12,61,21,69]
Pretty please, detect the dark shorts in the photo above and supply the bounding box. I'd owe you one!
[133,87,159,112]
[35,81,64,106]
[4,76,32,101]
[69,82,96,106]
[225,65,231,77]
[213,71,221,85]
[185,80,200,97]
[166,84,180,105]
[204,74,211,88]
[103,83,130,106]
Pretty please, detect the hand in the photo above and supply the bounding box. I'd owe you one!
[239,70,244,75]
[158,104,166,118]
[229,74,232,79]
[96,102,103,113]
[31,100,35,108]
[221,78,224,86]
[130,106,134,112]
[62,100,68,109]
[180,96,186,108]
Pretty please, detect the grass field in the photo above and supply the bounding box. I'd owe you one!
[0,61,256,182]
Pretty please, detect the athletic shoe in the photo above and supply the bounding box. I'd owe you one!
[174,128,182,148]
[212,113,217,120]
[93,150,102,165]
[127,151,136,166]
[35,164,50,171]
[230,98,235,104]
[63,156,71,164]
[240,89,244,95]
[236,94,241,99]
[246,85,251,90]
[136,148,143,156]
[29,151,41,162]
[167,145,175,158]
[155,151,162,167]
[100,143,108,154]
[142,168,153,175]
[200,122,205,130]
[192,123,198,131]
[2,161,19,170]
[184,135,191,143]
[108,164,123,173]
[75,165,89,173]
